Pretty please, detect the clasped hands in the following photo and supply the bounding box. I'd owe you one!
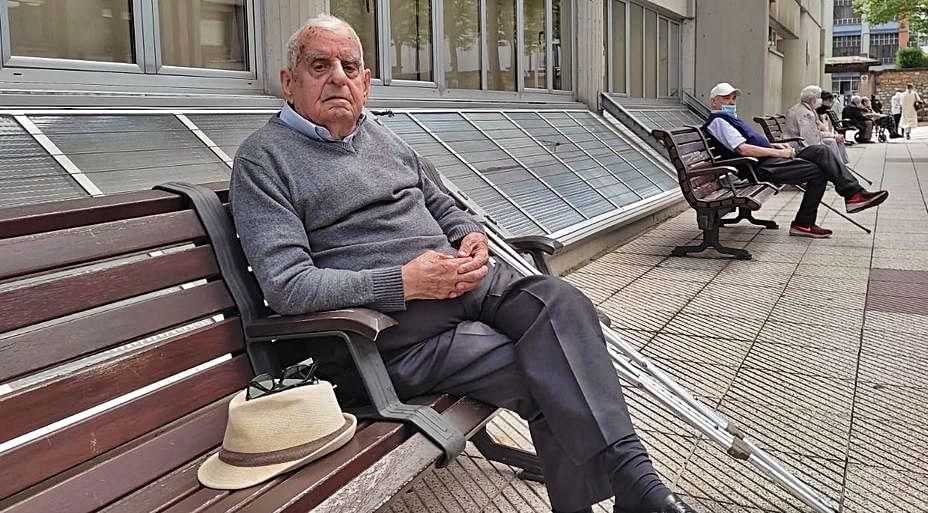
[771,143,796,159]
[401,232,489,300]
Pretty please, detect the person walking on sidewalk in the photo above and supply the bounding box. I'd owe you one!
[891,88,904,138]
[900,83,922,140]
[704,82,889,238]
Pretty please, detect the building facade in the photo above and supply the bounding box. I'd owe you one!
[830,0,901,100]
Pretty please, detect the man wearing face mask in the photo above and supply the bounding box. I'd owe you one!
[704,82,888,238]
[783,85,850,165]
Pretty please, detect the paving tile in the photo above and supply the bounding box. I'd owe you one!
[622,386,701,437]
[864,310,928,334]
[681,294,777,320]
[711,270,791,289]
[641,266,720,284]
[697,282,784,303]
[786,274,869,294]
[857,350,928,388]
[798,252,872,268]
[755,321,862,350]
[744,241,809,254]
[725,368,855,415]
[717,399,851,460]
[740,342,858,379]
[595,252,668,268]
[861,329,928,357]
[615,241,678,256]
[658,257,732,272]
[563,270,628,293]
[600,292,692,314]
[842,464,928,513]
[768,302,864,329]
[620,278,707,298]
[853,381,928,426]
[776,287,867,311]
[643,357,739,403]
[669,495,771,513]
[871,256,928,271]
[571,261,655,282]
[718,260,798,276]
[804,245,872,257]
[848,417,928,472]
[611,328,657,350]
[637,430,699,484]
[661,313,765,342]
[598,305,677,332]
[794,262,870,279]
[766,450,845,507]
[645,332,755,366]
[747,249,805,264]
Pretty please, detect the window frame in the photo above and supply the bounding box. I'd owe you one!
[0,0,262,89]
[604,0,681,99]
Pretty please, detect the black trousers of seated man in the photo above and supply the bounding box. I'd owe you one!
[377,261,663,513]
[755,144,864,226]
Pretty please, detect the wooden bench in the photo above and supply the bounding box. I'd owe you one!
[751,115,804,147]
[0,182,545,513]
[652,126,780,260]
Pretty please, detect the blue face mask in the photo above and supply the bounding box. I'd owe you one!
[721,104,738,116]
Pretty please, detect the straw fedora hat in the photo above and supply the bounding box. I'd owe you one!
[198,380,356,490]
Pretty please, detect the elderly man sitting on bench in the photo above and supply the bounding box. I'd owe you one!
[230,13,695,513]
[704,82,888,238]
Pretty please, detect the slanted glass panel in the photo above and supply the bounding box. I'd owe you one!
[523,0,546,89]
[443,0,481,89]
[644,10,657,98]
[486,0,517,91]
[628,3,643,97]
[332,0,380,78]
[0,117,87,208]
[552,0,572,90]
[32,115,230,194]
[378,113,544,236]
[186,113,270,159]
[610,0,626,94]
[9,0,135,63]
[500,112,617,218]
[416,113,583,231]
[390,0,433,81]
[159,0,248,71]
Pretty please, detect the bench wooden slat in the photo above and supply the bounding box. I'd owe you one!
[97,456,211,513]
[0,356,251,513]
[0,244,220,334]
[0,182,228,240]
[0,346,248,500]
[0,210,206,281]
[0,280,234,384]
[0,319,244,445]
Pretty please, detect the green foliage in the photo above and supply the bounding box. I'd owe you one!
[897,46,927,67]
[853,0,928,35]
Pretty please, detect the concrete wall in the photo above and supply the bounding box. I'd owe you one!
[779,2,826,113]
[262,0,328,97]
[576,0,606,109]
[639,0,691,17]
[766,49,784,115]
[693,0,769,122]
[870,68,928,120]
[770,0,801,39]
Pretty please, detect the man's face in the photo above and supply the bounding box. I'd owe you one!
[822,99,833,109]
[281,28,371,131]
[712,92,738,110]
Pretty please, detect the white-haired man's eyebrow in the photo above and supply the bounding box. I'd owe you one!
[302,51,361,65]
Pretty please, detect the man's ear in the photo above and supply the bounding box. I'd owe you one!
[361,67,372,102]
[280,68,293,102]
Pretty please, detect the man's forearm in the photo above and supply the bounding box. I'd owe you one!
[736,143,785,159]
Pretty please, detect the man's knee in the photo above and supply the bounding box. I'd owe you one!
[526,275,596,310]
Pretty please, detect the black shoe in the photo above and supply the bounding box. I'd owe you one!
[613,493,696,513]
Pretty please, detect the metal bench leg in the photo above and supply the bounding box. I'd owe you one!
[720,207,779,229]
[471,427,545,483]
[672,226,752,260]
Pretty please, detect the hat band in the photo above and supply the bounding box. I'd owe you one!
[218,418,353,468]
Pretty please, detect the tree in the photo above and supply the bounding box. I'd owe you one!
[897,46,927,67]
[853,0,928,35]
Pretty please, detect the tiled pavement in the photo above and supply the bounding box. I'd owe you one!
[379,131,928,513]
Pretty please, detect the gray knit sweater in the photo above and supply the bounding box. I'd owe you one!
[230,115,482,315]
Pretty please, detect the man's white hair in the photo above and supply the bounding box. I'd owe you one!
[286,14,364,72]
[850,95,862,106]
[800,85,822,104]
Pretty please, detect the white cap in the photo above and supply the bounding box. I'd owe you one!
[710,82,741,99]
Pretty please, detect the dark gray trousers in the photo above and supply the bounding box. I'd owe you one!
[757,144,863,226]
[377,261,636,512]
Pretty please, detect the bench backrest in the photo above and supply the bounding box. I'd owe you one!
[753,115,788,143]
[651,126,725,207]
[0,184,252,510]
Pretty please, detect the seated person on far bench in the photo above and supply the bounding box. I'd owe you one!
[231,13,696,513]
[704,82,888,238]
[843,96,874,142]
[784,85,851,165]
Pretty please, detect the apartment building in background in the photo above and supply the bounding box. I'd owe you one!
[830,0,902,98]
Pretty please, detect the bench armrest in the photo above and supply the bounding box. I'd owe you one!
[246,308,398,341]
[773,137,804,144]
[714,156,758,168]
[505,235,565,256]
[688,165,738,178]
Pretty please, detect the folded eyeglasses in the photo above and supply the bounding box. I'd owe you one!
[246,358,321,400]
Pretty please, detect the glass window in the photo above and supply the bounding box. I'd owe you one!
[628,3,643,97]
[8,0,135,63]
[523,0,546,89]
[658,19,668,97]
[159,0,248,71]
[668,21,680,97]
[553,0,572,90]
[443,0,481,88]
[487,0,517,91]
[390,0,433,81]
[644,10,657,98]
[610,0,626,93]
[332,0,380,78]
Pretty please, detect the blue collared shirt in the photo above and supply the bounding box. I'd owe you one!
[278,102,362,143]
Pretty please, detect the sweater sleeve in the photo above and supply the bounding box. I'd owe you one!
[416,157,484,242]
[230,156,406,315]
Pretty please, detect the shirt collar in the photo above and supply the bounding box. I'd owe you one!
[279,103,363,143]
